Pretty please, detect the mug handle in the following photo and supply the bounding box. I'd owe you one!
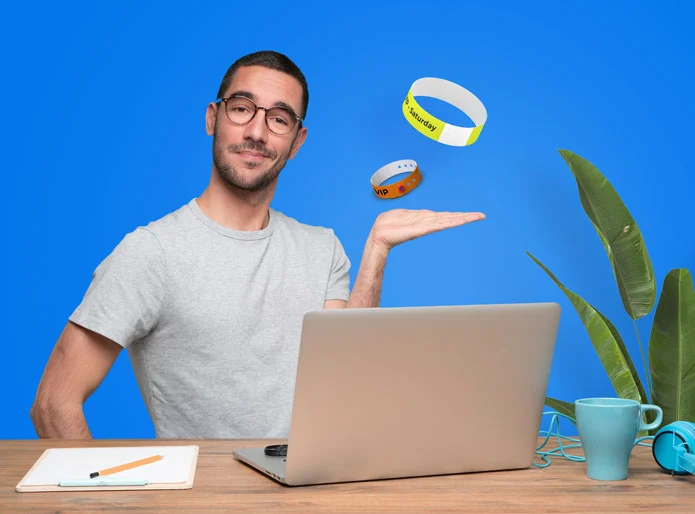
[639,404,663,431]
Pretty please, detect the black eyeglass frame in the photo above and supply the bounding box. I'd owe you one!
[217,95,303,135]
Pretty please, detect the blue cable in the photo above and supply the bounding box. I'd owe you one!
[534,411,654,468]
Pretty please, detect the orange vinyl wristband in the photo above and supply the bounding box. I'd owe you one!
[370,159,422,199]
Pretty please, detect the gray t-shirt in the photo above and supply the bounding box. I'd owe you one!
[69,199,351,438]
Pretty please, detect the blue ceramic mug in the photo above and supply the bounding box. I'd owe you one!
[575,397,663,481]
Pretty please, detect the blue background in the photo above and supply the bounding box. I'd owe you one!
[1,1,693,439]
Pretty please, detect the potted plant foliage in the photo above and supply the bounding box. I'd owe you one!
[527,150,694,432]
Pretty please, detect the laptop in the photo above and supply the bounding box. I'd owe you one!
[233,302,561,486]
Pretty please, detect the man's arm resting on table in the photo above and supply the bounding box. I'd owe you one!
[30,321,122,438]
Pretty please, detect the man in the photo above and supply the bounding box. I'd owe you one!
[31,51,485,439]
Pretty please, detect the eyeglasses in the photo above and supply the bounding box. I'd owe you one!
[218,95,302,135]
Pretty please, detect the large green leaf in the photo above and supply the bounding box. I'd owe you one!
[649,269,695,426]
[545,397,575,420]
[528,252,646,403]
[558,149,656,319]
[594,310,650,405]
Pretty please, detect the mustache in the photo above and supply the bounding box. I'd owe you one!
[227,142,276,159]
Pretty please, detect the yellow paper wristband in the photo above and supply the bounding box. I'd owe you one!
[370,159,422,199]
[402,77,487,147]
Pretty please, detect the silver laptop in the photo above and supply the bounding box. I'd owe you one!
[234,302,561,486]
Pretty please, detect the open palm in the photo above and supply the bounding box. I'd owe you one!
[369,209,486,250]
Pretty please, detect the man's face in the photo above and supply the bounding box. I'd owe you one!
[206,65,307,193]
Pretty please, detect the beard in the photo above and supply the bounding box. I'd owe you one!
[212,130,294,193]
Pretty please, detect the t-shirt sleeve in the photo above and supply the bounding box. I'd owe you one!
[325,231,351,301]
[69,227,167,348]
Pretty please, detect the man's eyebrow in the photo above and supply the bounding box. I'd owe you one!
[273,101,300,117]
[226,90,300,117]
[227,90,256,101]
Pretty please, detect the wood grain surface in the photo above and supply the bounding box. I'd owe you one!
[1,438,693,513]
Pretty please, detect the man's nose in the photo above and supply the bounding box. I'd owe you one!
[242,108,269,144]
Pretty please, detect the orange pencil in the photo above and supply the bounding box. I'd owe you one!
[89,455,163,478]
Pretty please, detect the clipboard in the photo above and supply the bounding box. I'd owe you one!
[16,445,199,492]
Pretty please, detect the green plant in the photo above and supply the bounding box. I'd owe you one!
[528,150,695,432]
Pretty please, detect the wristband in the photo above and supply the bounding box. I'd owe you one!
[402,77,487,146]
[370,159,421,199]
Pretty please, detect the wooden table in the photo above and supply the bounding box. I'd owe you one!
[1,438,693,513]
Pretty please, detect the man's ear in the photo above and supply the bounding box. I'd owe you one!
[205,102,218,136]
[289,126,308,159]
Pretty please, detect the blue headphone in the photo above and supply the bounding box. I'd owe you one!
[652,421,695,475]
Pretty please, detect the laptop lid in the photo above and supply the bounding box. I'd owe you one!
[278,302,561,486]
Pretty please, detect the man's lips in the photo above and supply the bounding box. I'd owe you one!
[237,151,269,161]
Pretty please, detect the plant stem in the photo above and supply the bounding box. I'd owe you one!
[633,319,653,402]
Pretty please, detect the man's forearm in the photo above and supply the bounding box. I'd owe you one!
[347,240,389,308]
[31,401,92,439]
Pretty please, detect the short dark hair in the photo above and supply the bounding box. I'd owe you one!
[216,50,309,119]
